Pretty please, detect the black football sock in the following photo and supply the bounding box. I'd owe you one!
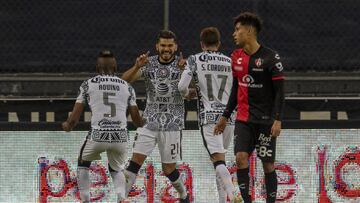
[265,170,277,203]
[237,168,252,203]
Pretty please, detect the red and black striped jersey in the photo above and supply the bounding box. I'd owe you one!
[223,45,285,124]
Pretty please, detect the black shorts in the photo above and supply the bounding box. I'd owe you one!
[234,121,276,162]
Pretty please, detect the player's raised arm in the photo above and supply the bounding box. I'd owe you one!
[178,55,197,101]
[121,51,149,83]
[178,55,193,97]
[127,85,143,128]
[62,102,84,132]
[62,80,88,132]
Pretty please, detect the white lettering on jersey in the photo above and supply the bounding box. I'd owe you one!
[188,51,234,125]
[76,75,136,131]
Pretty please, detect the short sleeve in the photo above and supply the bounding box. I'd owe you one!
[76,80,88,104]
[139,65,147,78]
[185,55,196,76]
[231,51,239,78]
[127,85,137,106]
[270,53,285,80]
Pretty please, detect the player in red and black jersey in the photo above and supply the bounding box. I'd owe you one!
[215,12,285,203]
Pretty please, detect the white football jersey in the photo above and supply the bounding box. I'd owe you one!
[180,51,234,125]
[76,75,137,131]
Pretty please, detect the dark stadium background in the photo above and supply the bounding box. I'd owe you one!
[1,0,359,128]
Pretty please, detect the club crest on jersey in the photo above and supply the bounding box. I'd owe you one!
[255,58,263,67]
[156,68,170,79]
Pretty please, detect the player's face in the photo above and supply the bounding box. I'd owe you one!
[233,22,250,48]
[156,38,177,63]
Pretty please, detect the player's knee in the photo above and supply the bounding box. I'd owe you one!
[108,164,118,173]
[131,153,147,166]
[211,152,225,162]
[236,152,249,167]
[78,159,91,168]
[162,163,176,176]
[262,161,275,173]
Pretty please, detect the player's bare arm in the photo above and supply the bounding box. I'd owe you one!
[121,51,149,83]
[128,105,144,128]
[271,120,282,137]
[214,116,227,135]
[215,77,238,135]
[62,102,84,132]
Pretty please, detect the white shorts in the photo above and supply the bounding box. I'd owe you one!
[201,124,234,155]
[79,139,128,171]
[132,127,182,163]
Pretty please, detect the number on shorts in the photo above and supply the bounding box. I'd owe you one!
[103,92,116,117]
[171,143,179,159]
[258,146,273,157]
[204,74,228,101]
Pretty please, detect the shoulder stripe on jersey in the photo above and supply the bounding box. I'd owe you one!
[272,76,285,80]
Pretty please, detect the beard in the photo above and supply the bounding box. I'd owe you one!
[159,51,174,62]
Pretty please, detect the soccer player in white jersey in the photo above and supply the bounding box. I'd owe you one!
[178,27,240,203]
[121,30,192,202]
[62,50,143,203]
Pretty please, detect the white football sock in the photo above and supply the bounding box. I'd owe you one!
[110,170,126,202]
[216,173,227,203]
[77,167,90,202]
[216,164,235,200]
[171,175,187,199]
[124,169,137,198]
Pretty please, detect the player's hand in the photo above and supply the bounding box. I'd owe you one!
[271,120,282,137]
[62,121,72,132]
[141,117,147,127]
[185,88,197,101]
[135,51,149,69]
[214,116,227,135]
[177,52,186,70]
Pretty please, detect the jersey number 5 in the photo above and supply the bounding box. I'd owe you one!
[205,74,228,101]
[103,92,116,117]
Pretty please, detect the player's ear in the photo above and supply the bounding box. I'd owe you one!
[155,43,159,52]
[200,41,205,50]
[248,26,255,36]
[174,43,178,52]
